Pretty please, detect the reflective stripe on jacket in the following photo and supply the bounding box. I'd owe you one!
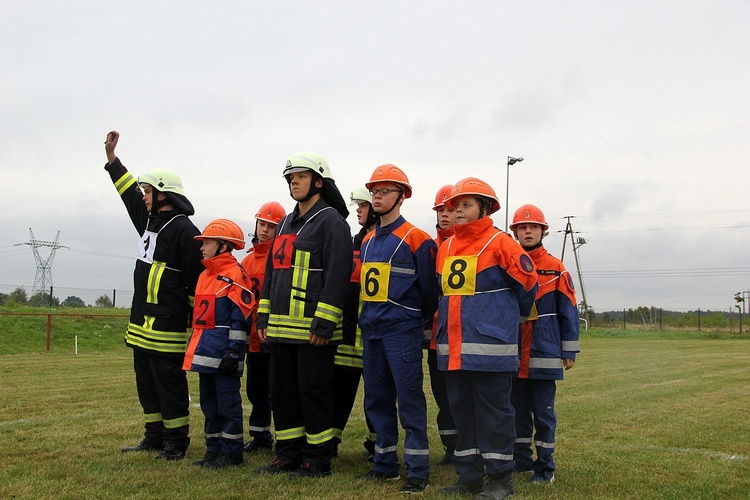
[436,216,537,372]
[517,245,580,380]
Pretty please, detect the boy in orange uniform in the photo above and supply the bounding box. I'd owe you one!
[435,178,537,500]
[509,204,580,485]
[240,201,286,453]
[183,219,255,469]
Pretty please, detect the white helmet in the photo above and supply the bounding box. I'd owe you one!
[283,152,334,180]
[350,186,372,206]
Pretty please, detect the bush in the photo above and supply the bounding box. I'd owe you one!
[61,296,86,307]
[95,295,114,308]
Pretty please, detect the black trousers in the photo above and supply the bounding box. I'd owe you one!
[269,342,336,469]
[133,349,190,449]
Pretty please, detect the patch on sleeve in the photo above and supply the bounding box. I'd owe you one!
[242,289,254,304]
[566,272,575,291]
[519,254,534,274]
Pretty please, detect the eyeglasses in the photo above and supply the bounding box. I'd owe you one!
[369,187,402,197]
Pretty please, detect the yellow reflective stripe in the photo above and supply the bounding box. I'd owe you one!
[143,316,155,330]
[188,295,195,308]
[258,298,271,315]
[307,428,334,445]
[332,428,343,440]
[314,301,343,323]
[334,355,363,369]
[163,415,189,429]
[265,314,342,342]
[276,426,305,441]
[114,172,137,195]
[144,412,162,423]
[290,250,310,318]
[146,261,167,304]
[126,323,188,353]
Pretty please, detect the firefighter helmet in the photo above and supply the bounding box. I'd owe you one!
[283,152,334,180]
[445,177,500,214]
[255,201,286,225]
[433,184,454,210]
[195,218,245,250]
[350,186,372,206]
[138,168,186,196]
[365,164,412,198]
[510,204,549,231]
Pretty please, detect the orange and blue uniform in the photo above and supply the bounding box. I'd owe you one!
[511,244,580,480]
[183,251,255,459]
[240,237,274,447]
[359,215,438,480]
[436,216,537,483]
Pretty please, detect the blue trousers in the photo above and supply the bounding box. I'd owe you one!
[363,331,429,479]
[199,372,244,457]
[511,378,557,477]
[446,371,515,483]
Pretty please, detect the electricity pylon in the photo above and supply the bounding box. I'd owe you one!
[15,228,68,294]
[560,216,590,322]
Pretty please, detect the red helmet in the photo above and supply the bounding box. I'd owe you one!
[445,177,500,214]
[255,201,286,225]
[433,184,454,210]
[510,204,549,231]
[195,218,245,250]
[365,164,412,199]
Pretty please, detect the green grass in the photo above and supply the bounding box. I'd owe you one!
[1,319,749,498]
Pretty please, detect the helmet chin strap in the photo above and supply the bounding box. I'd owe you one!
[374,194,402,218]
[151,190,168,213]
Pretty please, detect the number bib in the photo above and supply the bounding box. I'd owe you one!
[350,251,362,283]
[137,230,158,264]
[441,255,478,296]
[272,234,297,269]
[360,262,390,302]
[247,274,263,303]
[193,295,217,329]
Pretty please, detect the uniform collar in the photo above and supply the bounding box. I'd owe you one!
[452,216,495,239]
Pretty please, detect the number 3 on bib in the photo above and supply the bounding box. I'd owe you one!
[360,262,390,302]
[441,256,477,296]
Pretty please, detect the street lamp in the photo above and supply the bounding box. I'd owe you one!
[505,156,524,232]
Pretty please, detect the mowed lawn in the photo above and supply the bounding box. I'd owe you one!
[0,329,748,498]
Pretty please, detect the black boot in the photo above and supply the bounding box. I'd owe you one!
[155,442,186,461]
[191,451,220,467]
[203,453,244,469]
[475,472,514,500]
[121,438,162,453]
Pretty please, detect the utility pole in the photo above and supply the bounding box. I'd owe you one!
[560,216,590,323]
[15,228,68,294]
[735,292,745,333]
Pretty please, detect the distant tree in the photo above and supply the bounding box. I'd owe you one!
[95,294,114,308]
[61,296,86,307]
[29,292,60,307]
[9,288,28,304]
[0,293,8,306]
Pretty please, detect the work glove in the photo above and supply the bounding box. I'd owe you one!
[218,351,240,376]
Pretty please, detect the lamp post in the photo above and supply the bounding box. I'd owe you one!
[505,156,524,232]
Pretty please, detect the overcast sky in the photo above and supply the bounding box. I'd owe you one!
[1,1,748,312]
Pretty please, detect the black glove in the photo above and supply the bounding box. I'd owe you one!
[218,351,240,376]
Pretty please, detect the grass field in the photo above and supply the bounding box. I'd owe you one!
[1,318,749,498]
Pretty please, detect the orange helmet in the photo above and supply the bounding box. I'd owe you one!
[255,201,286,225]
[445,177,500,214]
[195,218,245,250]
[433,184,454,210]
[365,164,412,199]
[510,204,549,231]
